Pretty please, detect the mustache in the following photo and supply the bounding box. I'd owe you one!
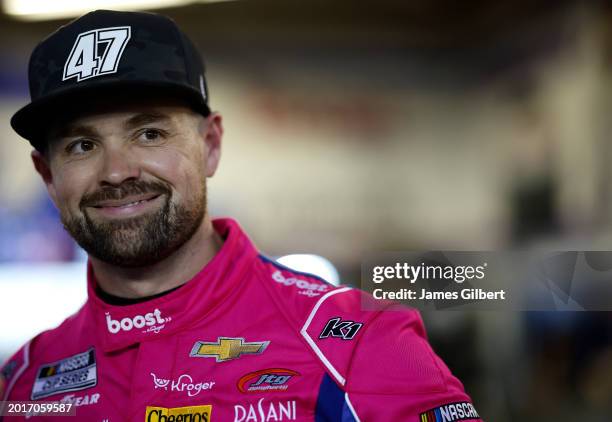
[80,180,171,208]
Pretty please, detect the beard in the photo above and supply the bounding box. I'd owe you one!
[62,179,206,268]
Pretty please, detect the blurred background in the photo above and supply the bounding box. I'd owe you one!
[1,0,612,420]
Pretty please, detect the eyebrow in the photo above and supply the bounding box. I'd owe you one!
[123,112,171,130]
[55,125,100,139]
[51,112,173,142]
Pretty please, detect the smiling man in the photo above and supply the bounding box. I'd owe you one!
[36,98,223,297]
[0,10,481,422]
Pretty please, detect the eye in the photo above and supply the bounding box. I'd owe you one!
[139,128,164,142]
[66,139,96,155]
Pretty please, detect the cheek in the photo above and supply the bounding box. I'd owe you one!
[142,150,185,184]
[52,167,95,212]
[142,149,204,195]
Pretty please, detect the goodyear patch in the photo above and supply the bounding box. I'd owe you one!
[145,405,211,422]
[420,402,479,422]
[31,348,97,400]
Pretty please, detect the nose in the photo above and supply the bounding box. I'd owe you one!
[98,144,141,186]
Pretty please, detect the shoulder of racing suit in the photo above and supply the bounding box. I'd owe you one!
[253,254,468,395]
[0,305,89,403]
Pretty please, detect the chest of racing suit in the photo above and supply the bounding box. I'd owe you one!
[1,218,482,422]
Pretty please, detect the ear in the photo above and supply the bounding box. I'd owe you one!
[31,149,59,207]
[202,112,223,177]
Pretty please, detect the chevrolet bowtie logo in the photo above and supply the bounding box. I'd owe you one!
[189,337,270,362]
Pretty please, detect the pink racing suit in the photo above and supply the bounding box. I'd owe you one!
[1,218,482,422]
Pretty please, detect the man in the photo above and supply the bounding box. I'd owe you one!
[1,10,482,422]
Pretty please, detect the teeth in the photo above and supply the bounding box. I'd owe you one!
[95,196,158,209]
[119,199,145,208]
[104,198,149,208]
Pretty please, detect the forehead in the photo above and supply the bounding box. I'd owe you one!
[43,97,201,153]
[61,108,178,134]
[56,100,194,132]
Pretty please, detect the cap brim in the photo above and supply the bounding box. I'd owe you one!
[11,79,210,151]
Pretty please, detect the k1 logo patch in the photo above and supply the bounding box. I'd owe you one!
[420,402,480,422]
[319,317,363,340]
[31,348,97,400]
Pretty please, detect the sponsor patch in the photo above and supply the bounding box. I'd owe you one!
[237,369,299,393]
[60,392,101,407]
[420,402,480,422]
[190,338,269,362]
[271,271,329,297]
[105,308,171,335]
[145,405,211,422]
[150,372,215,397]
[319,317,363,340]
[31,348,97,400]
[23,392,102,418]
[234,399,296,422]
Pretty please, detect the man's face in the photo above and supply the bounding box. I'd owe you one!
[33,99,222,267]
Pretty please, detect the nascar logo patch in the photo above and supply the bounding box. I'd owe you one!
[31,348,97,400]
[420,402,479,422]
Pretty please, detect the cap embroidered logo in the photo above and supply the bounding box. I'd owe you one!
[63,26,131,82]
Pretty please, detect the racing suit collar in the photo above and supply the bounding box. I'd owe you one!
[86,217,258,353]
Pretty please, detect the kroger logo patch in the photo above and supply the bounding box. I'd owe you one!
[31,348,97,400]
[150,372,215,397]
[420,402,480,422]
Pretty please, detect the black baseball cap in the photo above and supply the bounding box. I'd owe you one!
[11,9,210,151]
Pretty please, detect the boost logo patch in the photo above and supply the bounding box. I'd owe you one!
[237,369,299,393]
[31,348,97,400]
[145,405,211,422]
[420,402,480,422]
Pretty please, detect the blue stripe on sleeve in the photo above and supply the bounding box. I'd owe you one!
[315,373,357,422]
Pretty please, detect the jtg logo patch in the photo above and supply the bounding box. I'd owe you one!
[237,369,299,393]
[420,402,480,422]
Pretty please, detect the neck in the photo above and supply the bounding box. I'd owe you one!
[90,215,223,299]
